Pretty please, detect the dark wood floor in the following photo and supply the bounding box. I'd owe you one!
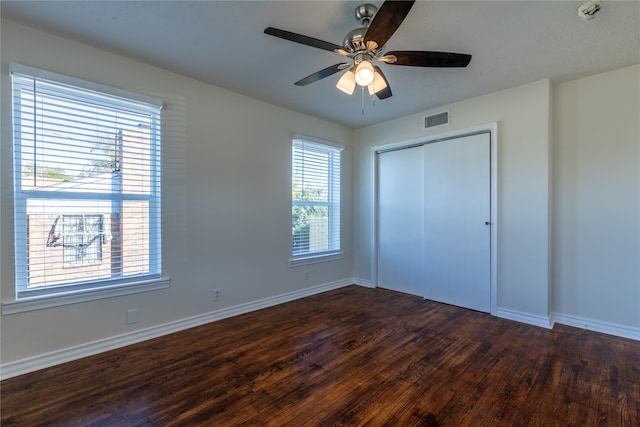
[2,285,639,426]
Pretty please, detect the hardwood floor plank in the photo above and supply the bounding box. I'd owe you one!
[2,285,639,426]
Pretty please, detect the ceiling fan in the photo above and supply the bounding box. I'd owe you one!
[264,1,472,99]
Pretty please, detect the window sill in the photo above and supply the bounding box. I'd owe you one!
[2,277,171,315]
[288,251,344,267]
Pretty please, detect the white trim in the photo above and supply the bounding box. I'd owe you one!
[10,63,163,108]
[551,313,640,341]
[0,279,353,380]
[371,123,496,154]
[288,251,344,267]
[370,122,499,315]
[497,307,553,329]
[5,281,636,380]
[2,278,171,315]
[488,122,499,315]
[353,277,374,288]
[292,134,344,151]
[370,148,379,289]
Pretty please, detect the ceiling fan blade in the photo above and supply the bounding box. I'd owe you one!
[364,1,415,48]
[374,66,392,99]
[295,63,350,86]
[264,27,342,52]
[386,51,472,67]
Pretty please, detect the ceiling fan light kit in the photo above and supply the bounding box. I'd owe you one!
[264,1,472,104]
[354,58,375,86]
[368,71,388,96]
[336,71,356,95]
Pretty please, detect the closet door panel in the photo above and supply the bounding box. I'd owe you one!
[377,146,425,296]
[423,133,491,312]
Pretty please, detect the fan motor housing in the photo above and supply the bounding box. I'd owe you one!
[343,27,368,52]
[344,3,379,53]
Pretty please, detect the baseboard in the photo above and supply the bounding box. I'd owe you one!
[353,277,374,288]
[0,279,353,380]
[551,313,640,341]
[496,307,552,329]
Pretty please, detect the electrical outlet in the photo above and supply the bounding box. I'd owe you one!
[213,288,222,301]
[304,270,309,280]
[127,309,137,325]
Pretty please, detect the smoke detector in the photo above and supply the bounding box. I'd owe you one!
[578,0,601,21]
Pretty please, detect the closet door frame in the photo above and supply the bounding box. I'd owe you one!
[371,122,499,315]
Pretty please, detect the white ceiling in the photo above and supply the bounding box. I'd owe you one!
[2,1,639,128]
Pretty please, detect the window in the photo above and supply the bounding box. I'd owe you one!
[11,64,163,300]
[291,135,343,265]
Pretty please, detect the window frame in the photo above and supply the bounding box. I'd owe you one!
[4,64,169,313]
[289,134,344,267]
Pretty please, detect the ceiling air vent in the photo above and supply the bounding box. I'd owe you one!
[424,110,450,130]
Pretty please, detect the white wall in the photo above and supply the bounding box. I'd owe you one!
[354,79,553,321]
[354,65,640,335]
[0,20,353,366]
[552,65,640,330]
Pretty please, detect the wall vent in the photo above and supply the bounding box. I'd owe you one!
[424,110,450,130]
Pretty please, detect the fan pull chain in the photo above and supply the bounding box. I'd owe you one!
[361,86,365,115]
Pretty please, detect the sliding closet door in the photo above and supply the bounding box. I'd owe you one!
[377,146,425,296]
[423,133,491,312]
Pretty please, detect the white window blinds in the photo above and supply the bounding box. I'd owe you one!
[291,136,342,260]
[11,64,163,298]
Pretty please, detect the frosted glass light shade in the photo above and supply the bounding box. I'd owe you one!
[367,71,388,95]
[354,60,374,86]
[336,71,356,94]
